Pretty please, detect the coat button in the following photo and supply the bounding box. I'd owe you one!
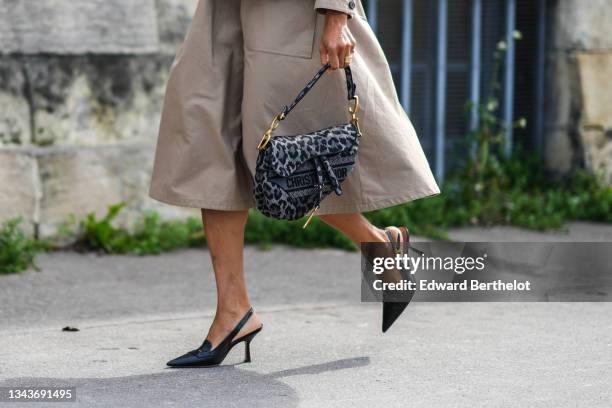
[348,1,355,10]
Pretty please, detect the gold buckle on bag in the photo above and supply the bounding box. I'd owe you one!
[257,95,361,151]
[349,96,362,137]
[257,112,285,151]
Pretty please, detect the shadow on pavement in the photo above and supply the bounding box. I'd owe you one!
[1,357,370,407]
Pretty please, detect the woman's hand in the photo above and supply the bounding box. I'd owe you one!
[319,10,356,70]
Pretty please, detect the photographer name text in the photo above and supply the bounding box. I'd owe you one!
[373,279,531,292]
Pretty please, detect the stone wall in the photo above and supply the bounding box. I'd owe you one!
[0,0,159,54]
[0,0,199,237]
[545,0,612,183]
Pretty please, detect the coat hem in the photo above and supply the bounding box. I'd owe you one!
[148,188,254,211]
[316,186,441,215]
[149,185,441,214]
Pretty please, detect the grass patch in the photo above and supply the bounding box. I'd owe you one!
[0,218,48,274]
[60,203,205,255]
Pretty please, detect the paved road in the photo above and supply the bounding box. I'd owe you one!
[0,222,611,407]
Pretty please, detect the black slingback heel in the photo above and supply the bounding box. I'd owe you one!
[381,227,423,333]
[167,308,262,367]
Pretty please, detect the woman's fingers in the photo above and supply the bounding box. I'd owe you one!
[319,44,330,66]
[321,38,340,69]
[340,28,356,68]
[323,39,354,70]
[340,31,350,67]
[328,44,341,70]
[320,11,356,70]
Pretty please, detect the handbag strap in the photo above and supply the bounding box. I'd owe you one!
[257,64,361,151]
[281,64,356,118]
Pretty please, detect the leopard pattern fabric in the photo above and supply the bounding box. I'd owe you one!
[254,123,360,220]
[254,64,360,221]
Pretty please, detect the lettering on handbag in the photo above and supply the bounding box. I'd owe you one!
[269,158,355,192]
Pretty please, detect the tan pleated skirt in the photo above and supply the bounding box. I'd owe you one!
[149,0,440,213]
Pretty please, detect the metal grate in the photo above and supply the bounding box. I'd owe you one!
[362,0,546,180]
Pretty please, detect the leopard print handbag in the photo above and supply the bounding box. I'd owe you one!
[254,64,362,227]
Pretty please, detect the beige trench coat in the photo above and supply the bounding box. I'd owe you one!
[149,0,440,214]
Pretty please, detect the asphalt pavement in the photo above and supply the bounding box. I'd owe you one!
[0,222,611,407]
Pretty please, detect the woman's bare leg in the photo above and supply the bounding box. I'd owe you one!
[201,209,262,348]
[319,213,390,247]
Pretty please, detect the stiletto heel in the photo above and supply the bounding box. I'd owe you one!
[244,340,251,363]
[235,326,261,363]
[167,308,262,367]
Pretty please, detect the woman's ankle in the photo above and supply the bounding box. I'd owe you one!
[363,226,388,243]
[216,302,252,318]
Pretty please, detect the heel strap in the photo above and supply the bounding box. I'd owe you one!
[227,307,254,342]
[195,308,254,353]
[384,227,402,254]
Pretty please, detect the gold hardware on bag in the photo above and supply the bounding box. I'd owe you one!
[349,96,362,137]
[302,206,319,229]
[257,112,286,151]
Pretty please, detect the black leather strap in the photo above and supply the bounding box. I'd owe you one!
[223,308,253,341]
[281,64,356,118]
[228,308,254,341]
[195,307,253,353]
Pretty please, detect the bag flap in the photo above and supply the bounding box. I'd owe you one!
[261,123,358,177]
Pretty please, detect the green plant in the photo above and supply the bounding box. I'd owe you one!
[458,33,528,222]
[440,148,611,230]
[0,218,47,274]
[128,211,204,254]
[69,203,205,254]
[76,203,131,253]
